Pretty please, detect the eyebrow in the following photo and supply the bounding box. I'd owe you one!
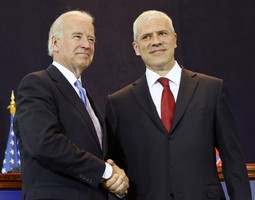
[72,32,95,37]
[72,32,82,35]
[140,29,170,38]
[142,32,152,36]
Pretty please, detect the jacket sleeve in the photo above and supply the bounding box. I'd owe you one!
[214,80,252,199]
[14,72,106,188]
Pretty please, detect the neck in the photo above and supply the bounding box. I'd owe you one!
[147,60,176,76]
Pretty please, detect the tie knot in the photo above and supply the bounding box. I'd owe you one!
[74,80,88,107]
[158,77,170,87]
[74,80,83,88]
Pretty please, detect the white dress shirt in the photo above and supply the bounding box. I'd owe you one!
[145,61,182,118]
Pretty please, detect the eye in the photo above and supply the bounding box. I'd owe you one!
[87,36,96,44]
[73,34,82,39]
[141,34,151,41]
[159,31,168,36]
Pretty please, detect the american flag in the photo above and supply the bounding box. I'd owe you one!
[1,91,21,173]
[215,148,222,167]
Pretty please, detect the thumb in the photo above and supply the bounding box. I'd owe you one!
[106,159,115,166]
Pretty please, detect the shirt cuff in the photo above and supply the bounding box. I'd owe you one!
[102,162,112,179]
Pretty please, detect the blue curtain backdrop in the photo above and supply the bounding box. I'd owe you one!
[0,0,255,168]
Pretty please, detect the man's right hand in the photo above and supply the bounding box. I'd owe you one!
[102,159,129,196]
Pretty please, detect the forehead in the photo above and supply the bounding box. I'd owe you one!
[137,18,171,36]
[62,15,95,35]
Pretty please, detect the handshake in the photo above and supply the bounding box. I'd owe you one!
[102,159,129,197]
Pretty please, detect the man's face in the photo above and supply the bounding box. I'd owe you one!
[133,18,177,72]
[52,15,95,74]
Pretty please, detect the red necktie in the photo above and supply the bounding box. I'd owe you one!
[158,77,175,132]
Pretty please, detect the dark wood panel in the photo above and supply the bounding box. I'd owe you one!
[217,163,255,181]
[0,173,22,189]
[0,164,254,189]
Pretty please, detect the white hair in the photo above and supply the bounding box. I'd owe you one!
[133,10,175,42]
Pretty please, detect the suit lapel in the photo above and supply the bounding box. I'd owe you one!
[170,68,198,133]
[132,68,199,135]
[131,75,167,133]
[46,65,103,150]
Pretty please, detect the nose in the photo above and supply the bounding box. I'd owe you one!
[151,34,162,46]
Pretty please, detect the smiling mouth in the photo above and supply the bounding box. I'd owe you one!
[150,49,165,54]
[77,52,90,57]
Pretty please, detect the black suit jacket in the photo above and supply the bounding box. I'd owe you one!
[105,68,251,200]
[14,65,108,200]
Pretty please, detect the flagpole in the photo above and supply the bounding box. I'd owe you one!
[7,90,16,115]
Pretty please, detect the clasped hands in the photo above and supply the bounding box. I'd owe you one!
[103,159,129,197]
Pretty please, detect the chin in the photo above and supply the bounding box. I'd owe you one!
[80,59,92,67]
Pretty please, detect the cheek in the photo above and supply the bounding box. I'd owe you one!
[91,46,95,53]
[138,44,149,55]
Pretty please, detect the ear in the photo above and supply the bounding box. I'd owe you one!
[174,33,177,48]
[132,42,141,56]
[52,36,60,53]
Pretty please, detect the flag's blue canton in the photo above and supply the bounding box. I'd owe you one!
[216,155,221,165]
[2,114,21,173]
[215,149,222,167]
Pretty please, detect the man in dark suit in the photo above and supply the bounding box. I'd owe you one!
[105,10,251,199]
[14,10,128,200]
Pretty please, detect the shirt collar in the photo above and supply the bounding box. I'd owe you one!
[52,61,81,85]
[146,61,182,88]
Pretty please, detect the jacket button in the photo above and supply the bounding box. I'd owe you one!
[169,135,174,140]
[170,161,176,167]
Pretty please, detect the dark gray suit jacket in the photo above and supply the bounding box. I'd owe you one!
[105,67,251,200]
[14,65,108,200]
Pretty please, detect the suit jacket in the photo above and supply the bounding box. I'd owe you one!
[14,65,108,200]
[105,67,251,200]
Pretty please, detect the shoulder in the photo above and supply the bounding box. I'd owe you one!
[17,67,55,97]
[109,75,146,98]
[182,67,223,84]
[19,65,59,87]
[19,69,49,87]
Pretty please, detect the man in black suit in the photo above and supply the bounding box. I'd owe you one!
[105,10,251,199]
[14,10,128,200]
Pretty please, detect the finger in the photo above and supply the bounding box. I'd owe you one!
[111,180,129,195]
[106,159,115,166]
[110,174,129,193]
[103,174,119,188]
[108,174,124,191]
